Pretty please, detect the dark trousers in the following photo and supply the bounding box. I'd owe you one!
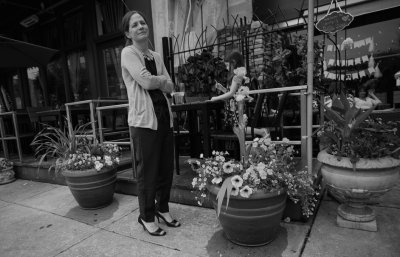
[130,121,174,222]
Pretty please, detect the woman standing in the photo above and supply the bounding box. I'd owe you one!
[121,10,180,236]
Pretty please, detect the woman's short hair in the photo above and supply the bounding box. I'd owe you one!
[225,51,244,68]
[363,78,378,91]
[121,10,149,46]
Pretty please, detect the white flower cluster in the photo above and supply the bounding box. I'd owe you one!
[188,136,318,217]
[65,143,121,171]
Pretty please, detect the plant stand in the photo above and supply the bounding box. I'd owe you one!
[337,215,377,232]
[318,150,400,232]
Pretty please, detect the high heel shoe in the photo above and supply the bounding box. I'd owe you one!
[156,212,181,227]
[138,217,166,236]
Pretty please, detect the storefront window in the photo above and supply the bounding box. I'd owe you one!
[26,67,43,107]
[101,45,126,98]
[64,12,85,46]
[67,50,90,101]
[321,17,400,106]
[47,58,66,107]
[95,0,127,36]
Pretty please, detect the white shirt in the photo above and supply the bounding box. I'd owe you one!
[354,97,381,110]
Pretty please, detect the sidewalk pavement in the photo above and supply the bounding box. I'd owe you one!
[0,179,399,257]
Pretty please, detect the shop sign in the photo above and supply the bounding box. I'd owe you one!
[315,0,353,34]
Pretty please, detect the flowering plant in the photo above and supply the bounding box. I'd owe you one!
[0,158,13,170]
[318,93,400,163]
[64,142,120,171]
[31,122,121,173]
[188,137,319,218]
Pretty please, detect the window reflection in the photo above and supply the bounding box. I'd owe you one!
[47,59,66,107]
[67,51,90,101]
[320,18,400,107]
[102,45,126,99]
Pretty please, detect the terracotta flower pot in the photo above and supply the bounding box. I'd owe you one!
[207,183,287,246]
[62,167,117,209]
[318,150,400,229]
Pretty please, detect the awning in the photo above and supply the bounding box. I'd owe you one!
[0,36,58,68]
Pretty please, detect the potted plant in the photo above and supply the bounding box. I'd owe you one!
[188,138,318,246]
[177,48,228,97]
[317,93,400,231]
[0,158,15,184]
[31,123,121,209]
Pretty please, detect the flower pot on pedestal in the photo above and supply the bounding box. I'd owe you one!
[318,150,400,231]
[62,167,117,209]
[207,184,287,246]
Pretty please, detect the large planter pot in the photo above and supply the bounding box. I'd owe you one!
[0,166,16,185]
[62,167,117,209]
[318,150,400,230]
[207,184,287,246]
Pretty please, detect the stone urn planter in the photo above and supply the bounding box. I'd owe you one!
[207,184,287,246]
[318,150,400,231]
[0,166,16,185]
[62,167,117,209]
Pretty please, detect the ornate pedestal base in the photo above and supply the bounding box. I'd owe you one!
[336,203,377,231]
[337,215,377,232]
[338,203,376,222]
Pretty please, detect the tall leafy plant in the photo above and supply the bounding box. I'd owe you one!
[319,92,375,163]
[177,48,228,97]
[30,122,92,173]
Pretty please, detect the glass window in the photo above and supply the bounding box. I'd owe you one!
[95,0,127,36]
[26,67,43,107]
[101,44,126,98]
[67,50,91,101]
[47,58,66,107]
[10,73,22,110]
[321,18,400,106]
[64,12,85,46]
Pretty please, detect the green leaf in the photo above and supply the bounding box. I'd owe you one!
[344,106,359,125]
[322,131,340,145]
[351,106,375,132]
[216,177,233,217]
[339,92,350,112]
[331,95,344,114]
[323,105,346,127]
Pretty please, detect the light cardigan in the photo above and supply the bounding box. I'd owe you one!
[121,45,174,130]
